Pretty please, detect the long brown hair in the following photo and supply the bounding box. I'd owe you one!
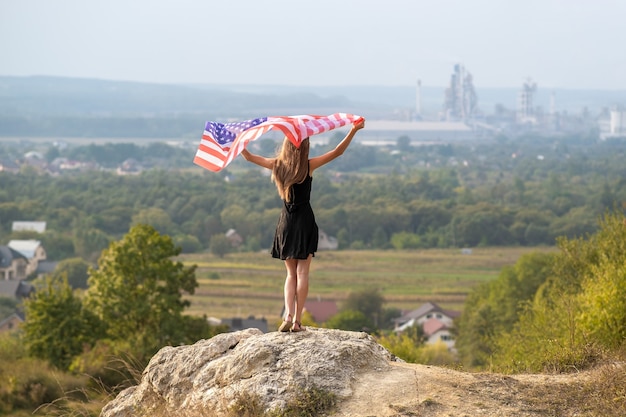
[271,137,310,201]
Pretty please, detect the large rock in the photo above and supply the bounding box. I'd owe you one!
[100,327,395,416]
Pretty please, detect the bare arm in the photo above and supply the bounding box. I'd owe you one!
[309,119,365,173]
[241,148,274,170]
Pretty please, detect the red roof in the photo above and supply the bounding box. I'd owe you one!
[422,317,448,336]
[304,300,338,323]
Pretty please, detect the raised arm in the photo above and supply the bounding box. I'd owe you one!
[240,148,275,170]
[309,119,365,173]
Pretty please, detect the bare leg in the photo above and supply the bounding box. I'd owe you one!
[283,259,298,323]
[293,255,312,330]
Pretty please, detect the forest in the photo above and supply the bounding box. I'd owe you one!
[1,133,625,262]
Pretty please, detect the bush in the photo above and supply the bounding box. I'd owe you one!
[69,339,143,391]
[0,334,87,414]
[377,331,422,363]
[228,385,337,417]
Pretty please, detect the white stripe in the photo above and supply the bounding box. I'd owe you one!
[195,149,225,167]
[199,137,229,152]
[195,113,363,172]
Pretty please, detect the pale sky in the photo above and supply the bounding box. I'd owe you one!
[1,0,625,90]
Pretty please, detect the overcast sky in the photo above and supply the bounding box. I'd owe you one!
[1,0,625,90]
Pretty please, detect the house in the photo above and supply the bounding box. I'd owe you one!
[0,312,25,333]
[117,158,143,175]
[422,317,456,350]
[220,316,268,333]
[394,302,460,350]
[0,158,20,173]
[36,260,58,276]
[278,299,338,325]
[0,245,29,280]
[318,230,338,250]
[225,229,243,248]
[303,299,338,323]
[7,240,47,277]
[12,221,47,233]
[23,151,47,170]
[0,280,35,300]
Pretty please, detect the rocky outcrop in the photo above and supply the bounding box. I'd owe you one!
[100,327,395,417]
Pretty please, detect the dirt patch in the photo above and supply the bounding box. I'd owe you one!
[334,361,624,417]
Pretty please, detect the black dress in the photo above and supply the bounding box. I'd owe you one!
[271,174,318,260]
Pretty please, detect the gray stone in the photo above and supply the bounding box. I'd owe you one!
[100,327,394,417]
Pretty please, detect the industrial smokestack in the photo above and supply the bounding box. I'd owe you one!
[416,79,422,119]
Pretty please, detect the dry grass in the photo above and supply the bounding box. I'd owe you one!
[519,362,626,416]
[226,385,337,417]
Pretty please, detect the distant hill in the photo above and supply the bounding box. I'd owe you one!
[0,76,624,138]
[0,76,363,118]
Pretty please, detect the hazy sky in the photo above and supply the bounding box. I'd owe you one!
[1,0,625,89]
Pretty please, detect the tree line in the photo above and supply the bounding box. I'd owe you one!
[1,135,625,263]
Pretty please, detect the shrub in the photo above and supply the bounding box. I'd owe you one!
[227,385,337,417]
[0,334,88,414]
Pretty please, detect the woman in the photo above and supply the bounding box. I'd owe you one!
[241,119,365,332]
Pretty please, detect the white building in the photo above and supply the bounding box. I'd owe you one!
[394,302,460,351]
[7,240,47,277]
[11,221,47,233]
[599,107,626,140]
[610,109,626,136]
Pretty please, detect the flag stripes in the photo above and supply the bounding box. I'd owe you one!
[193,113,363,172]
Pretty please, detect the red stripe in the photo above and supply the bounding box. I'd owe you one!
[197,143,227,159]
[193,155,220,172]
[195,113,364,172]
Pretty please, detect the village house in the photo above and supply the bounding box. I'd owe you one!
[393,302,460,351]
[0,312,25,334]
[0,158,20,173]
[0,245,29,280]
[225,229,244,248]
[279,298,339,326]
[8,240,47,277]
[12,221,47,234]
[0,279,34,300]
[303,299,338,323]
[318,230,338,250]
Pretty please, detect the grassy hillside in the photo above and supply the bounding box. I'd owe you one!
[181,246,555,321]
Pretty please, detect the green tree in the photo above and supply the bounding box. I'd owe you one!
[342,288,384,329]
[576,212,626,348]
[396,135,411,152]
[131,207,177,236]
[0,297,19,319]
[390,231,422,249]
[324,310,370,332]
[84,224,200,359]
[209,233,232,258]
[23,276,103,369]
[51,257,91,289]
[371,226,388,248]
[73,227,110,261]
[174,234,203,254]
[377,331,423,363]
[455,252,554,368]
[39,230,75,260]
[454,284,496,368]
[492,211,626,373]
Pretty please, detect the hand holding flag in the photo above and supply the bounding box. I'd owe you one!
[193,113,364,172]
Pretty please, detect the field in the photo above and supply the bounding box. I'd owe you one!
[180,246,555,323]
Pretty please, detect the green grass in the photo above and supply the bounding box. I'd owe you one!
[181,246,555,321]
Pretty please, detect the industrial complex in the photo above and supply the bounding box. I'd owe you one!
[360,64,626,145]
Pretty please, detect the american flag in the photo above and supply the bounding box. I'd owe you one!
[193,113,364,172]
